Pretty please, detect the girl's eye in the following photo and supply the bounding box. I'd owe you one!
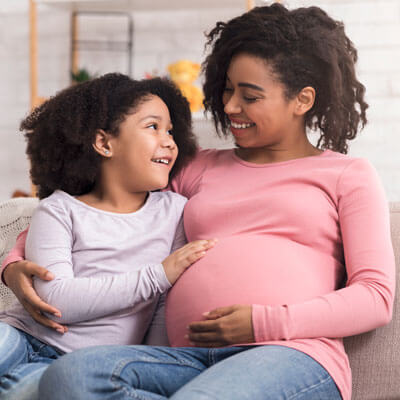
[148,123,157,130]
[167,129,173,136]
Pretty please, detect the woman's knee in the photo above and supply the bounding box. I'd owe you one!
[39,345,143,400]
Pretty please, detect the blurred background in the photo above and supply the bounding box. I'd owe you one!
[0,0,399,201]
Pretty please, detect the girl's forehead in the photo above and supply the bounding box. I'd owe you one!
[126,95,171,123]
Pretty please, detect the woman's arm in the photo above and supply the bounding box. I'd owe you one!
[251,159,395,342]
[1,230,28,281]
[2,229,66,331]
[188,159,395,346]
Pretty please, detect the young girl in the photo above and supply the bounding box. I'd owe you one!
[0,73,215,399]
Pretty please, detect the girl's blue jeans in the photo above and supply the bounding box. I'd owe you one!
[39,344,342,400]
[0,321,64,400]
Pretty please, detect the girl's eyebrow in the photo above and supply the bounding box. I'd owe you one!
[139,115,162,122]
[140,115,173,128]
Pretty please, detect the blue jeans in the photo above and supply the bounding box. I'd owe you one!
[39,344,342,399]
[0,322,64,400]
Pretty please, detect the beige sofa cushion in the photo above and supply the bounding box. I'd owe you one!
[344,202,400,399]
[0,197,38,311]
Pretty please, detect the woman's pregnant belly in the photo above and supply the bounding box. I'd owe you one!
[166,235,342,346]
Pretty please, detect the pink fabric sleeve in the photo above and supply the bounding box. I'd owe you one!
[1,229,28,285]
[252,159,396,341]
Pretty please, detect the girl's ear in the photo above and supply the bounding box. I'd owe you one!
[294,86,315,116]
[93,129,113,157]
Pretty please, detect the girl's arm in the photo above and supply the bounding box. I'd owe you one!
[28,201,211,325]
[28,201,172,324]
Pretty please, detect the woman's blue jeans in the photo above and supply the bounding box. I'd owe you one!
[0,322,63,400]
[39,344,342,400]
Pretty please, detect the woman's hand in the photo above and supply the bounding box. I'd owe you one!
[3,261,67,333]
[187,304,254,347]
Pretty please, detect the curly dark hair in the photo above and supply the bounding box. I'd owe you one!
[202,3,368,154]
[21,73,197,199]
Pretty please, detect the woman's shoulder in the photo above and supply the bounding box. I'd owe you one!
[318,150,376,176]
[180,148,232,177]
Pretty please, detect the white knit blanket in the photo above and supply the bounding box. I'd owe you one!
[0,197,38,311]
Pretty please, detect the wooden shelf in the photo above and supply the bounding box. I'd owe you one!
[35,0,252,12]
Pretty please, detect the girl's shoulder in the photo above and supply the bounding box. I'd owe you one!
[151,191,187,211]
[37,190,72,211]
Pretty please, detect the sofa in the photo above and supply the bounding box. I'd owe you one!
[0,197,399,399]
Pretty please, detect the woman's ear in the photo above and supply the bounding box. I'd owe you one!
[294,86,315,116]
[93,129,113,157]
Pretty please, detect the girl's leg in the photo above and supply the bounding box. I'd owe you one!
[171,345,342,400]
[40,345,241,400]
[0,322,62,400]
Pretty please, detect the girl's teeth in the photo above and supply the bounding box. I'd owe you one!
[230,121,254,129]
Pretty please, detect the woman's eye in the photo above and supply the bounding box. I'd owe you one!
[167,129,173,136]
[148,123,157,130]
[243,96,257,102]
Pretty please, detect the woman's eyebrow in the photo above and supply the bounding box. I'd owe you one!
[238,82,264,92]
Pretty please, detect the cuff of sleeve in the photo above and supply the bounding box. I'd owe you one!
[252,304,290,342]
[1,255,24,286]
[152,263,172,292]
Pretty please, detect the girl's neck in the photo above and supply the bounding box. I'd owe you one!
[76,187,149,214]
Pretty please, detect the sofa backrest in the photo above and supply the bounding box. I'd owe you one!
[0,198,399,399]
[344,202,400,399]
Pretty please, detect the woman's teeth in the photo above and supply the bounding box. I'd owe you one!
[230,121,255,129]
[152,159,169,165]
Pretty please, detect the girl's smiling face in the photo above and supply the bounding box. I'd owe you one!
[108,95,178,192]
[222,53,305,154]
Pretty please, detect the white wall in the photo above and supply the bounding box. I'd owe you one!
[0,0,399,200]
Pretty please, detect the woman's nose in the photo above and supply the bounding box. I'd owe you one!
[223,94,241,115]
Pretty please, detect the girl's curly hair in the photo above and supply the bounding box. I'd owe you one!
[21,73,197,199]
[202,3,368,154]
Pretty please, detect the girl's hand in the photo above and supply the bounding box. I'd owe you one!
[3,260,67,333]
[187,305,254,347]
[162,239,217,285]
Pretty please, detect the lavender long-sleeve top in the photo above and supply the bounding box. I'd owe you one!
[0,190,186,353]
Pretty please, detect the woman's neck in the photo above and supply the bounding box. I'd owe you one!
[235,137,322,165]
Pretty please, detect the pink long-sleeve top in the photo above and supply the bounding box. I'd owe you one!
[2,148,395,399]
[165,149,395,400]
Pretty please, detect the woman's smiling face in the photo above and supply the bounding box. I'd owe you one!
[222,53,302,151]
